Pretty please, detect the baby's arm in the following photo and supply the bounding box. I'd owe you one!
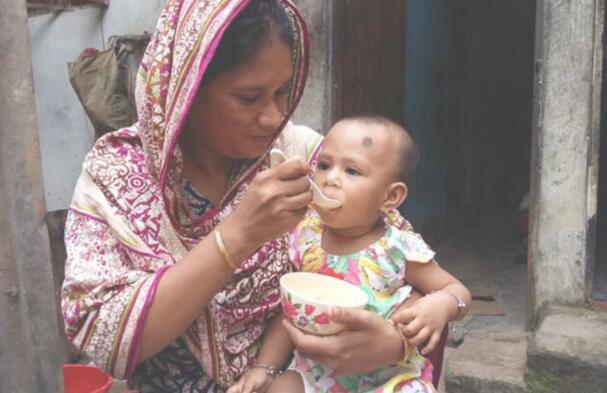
[391,261,471,355]
[227,314,293,393]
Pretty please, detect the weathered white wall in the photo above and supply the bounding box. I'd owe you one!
[291,0,332,134]
[28,1,164,212]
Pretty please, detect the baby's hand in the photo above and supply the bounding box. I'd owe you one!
[226,367,274,393]
[391,292,455,355]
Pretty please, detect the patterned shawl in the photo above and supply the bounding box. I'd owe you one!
[61,0,322,388]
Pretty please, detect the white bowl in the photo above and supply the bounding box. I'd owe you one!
[280,272,368,336]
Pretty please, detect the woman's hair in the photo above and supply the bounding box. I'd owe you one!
[201,0,295,85]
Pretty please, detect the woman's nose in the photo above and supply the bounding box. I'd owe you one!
[258,101,286,129]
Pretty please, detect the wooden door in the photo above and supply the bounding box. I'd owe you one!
[332,0,407,123]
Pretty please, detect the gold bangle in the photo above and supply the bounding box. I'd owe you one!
[214,227,238,270]
[387,319,411,363]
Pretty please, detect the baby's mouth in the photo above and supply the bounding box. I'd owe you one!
[321,189,339,200]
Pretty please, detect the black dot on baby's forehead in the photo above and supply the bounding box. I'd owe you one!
[362,136,373,146]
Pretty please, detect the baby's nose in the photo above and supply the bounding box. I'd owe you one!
[325,168,340,184]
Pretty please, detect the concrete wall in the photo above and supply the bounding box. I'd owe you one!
[529,0,603,323]
[29,0,329,212]
[28,1,164,212]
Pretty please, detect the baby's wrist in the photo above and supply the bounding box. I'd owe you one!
[428,290,467,321]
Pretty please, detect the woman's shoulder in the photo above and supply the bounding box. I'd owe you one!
[82,127,146,177]
[275,122,324,162]
[75,127,157,212]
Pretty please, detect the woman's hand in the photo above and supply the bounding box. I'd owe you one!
[391,292,454,355]
[223,157,312,252]
[227,368,273,393]
[282,307,402,375]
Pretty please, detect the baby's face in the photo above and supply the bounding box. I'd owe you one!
[314,121,400,230]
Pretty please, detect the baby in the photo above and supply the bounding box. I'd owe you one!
[228,115,471,393]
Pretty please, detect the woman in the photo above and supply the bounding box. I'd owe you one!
[62,0,441,392]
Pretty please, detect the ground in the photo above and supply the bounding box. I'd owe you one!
[433,215,527,392]
[434,215,607,392]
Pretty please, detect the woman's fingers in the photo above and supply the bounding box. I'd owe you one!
[400,317,422,338]
[391,307,417,325]
[281,176,311,197]
[282,188,313,210]
[242,377,256,393]
[282,319,332,359]
[226,383,240,393]
[421,331,441,356]
[328,307,379,330]
[282,319,345,367]
[272,157,309,180]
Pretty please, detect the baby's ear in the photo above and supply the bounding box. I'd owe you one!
[382,181,408,213]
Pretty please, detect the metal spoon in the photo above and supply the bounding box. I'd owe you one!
[270,149,342,210]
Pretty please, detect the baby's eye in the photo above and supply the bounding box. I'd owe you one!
[346,167,360,176]
[317,161,330,170]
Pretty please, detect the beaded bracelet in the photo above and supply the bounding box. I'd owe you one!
[428,290,467,319]
[251,362,282,377]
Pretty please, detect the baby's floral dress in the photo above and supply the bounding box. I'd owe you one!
[287,210,437,393]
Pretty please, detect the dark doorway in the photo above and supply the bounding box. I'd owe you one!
[403,1,536,237]
[331,0,406,124]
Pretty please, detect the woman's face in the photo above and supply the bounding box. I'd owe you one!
[183,34,294,160]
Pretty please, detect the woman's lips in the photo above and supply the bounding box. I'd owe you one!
[250,135,274,143]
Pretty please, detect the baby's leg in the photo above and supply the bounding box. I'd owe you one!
[267,370,305,393]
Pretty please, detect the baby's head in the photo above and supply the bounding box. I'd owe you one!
[314,115,418,231]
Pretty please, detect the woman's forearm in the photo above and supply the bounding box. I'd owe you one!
[139,217,259,361]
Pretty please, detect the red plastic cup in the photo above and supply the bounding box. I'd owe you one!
[63,364,113,393]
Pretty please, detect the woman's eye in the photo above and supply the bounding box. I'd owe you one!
[276,82,291,97]
[346,168,360,176]
[275,88,289,97]
[237,94,260,104]
[317,162,329,170]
